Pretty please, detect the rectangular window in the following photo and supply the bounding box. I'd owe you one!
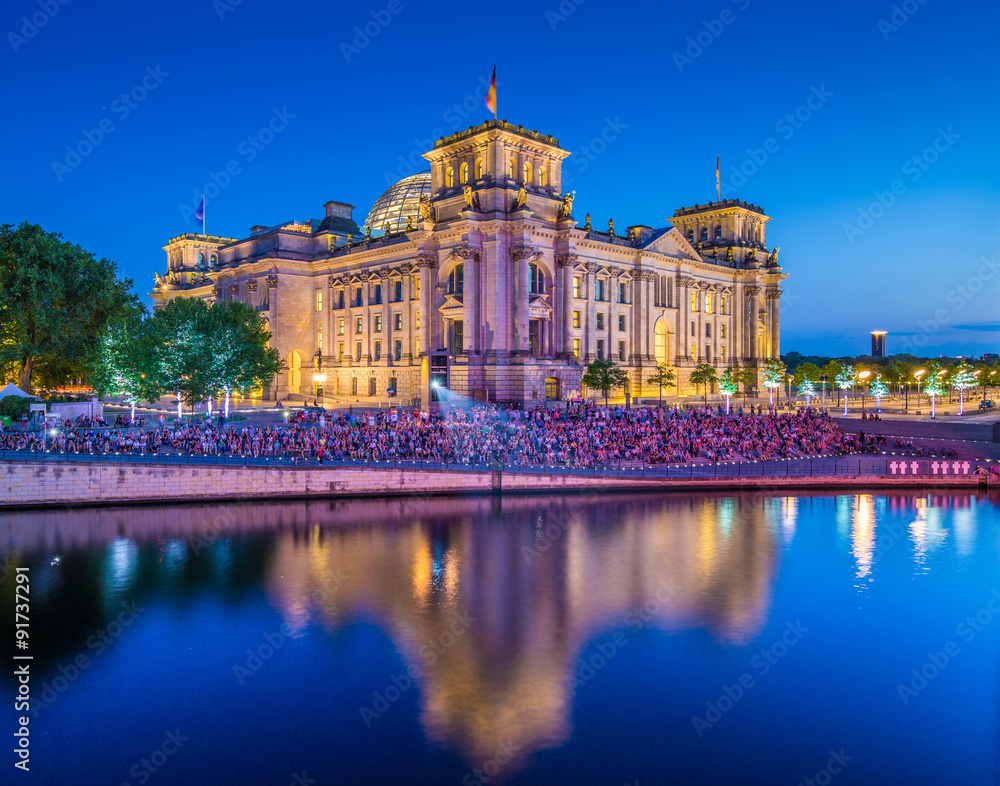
[374,315,382,333]
[706,324,711,339]
[721,324,726,339]
[618,341,626,361]
[335,290,344,309]
[691,321,695,336]
[573,338,581,358]
[596,313,605,331]
[394,281,403,302]
[597,339,605,360]
[705,294,712,314]
[394,340,402,361]
[690,342,696,359]
[573,310,581,329]
[691,292,698,312]
[453,321,464,353]
[618,315,626,332]
[618,282,626,303]
[573,276,581,298]
[596,279,605,301]
[668,279,673,308]
[351,377,358,395]
[338,318,344,335]
[373,284,382,305]
[338,342,344,361]
[317,325,322,351]
[415,311,420,330]
[721,345,726,362]
[356,317,363,334]
[720,296,727,315]
[355,287,363,307]
[316,290,323,312]
[394,313,402,331]
[355,341,362,361]
[414,277,420,298]
[374,340,381,361]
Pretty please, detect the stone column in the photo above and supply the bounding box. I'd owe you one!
[402,270,413,363]
[557,254,577,356]
[769,289,781,359]
[585,264,599,362]
[416,254,436,357]
[361,280,371,365]
[456,247,476,354]
[511,244,534,355]
[746,285,759,362]
[676,276,687,364]
[379,269,390,366]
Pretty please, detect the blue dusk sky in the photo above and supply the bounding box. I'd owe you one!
[2,0,998,358]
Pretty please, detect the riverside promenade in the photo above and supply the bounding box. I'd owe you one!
[0,454,989,510]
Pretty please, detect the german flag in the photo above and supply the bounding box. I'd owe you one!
[484,64,496,118]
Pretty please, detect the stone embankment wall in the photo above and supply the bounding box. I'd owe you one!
[0,461,986,510]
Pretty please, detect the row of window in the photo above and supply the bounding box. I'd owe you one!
[332,312,418,336]
[691,321,727,339]
[689,344,727,363]
[690,292,728,315]
[686,226,724,243]
[572,311,629,332]
[332,340,404,362]
[320,280,411,311]
[443,158,550,189]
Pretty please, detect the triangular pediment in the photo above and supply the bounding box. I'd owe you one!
[642,227,702,261]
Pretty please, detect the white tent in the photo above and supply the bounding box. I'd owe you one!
[0,383,33,399]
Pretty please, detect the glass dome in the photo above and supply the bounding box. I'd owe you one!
[364,172,431,234]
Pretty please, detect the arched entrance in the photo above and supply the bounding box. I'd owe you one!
[654,318,672,366]
[287,351,302,395]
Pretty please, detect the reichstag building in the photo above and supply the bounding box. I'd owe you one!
[152,119,786,405]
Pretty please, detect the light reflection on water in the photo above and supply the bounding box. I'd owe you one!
[1,491,999,785]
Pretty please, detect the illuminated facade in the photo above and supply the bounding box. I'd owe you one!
[152,119,787,404]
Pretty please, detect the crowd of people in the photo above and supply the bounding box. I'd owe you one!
[0,404,860,467]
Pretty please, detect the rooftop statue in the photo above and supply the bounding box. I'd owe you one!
[418,193,435,222]
[558,190,575,218]
[510,185,528,211]
[464,184,482,211]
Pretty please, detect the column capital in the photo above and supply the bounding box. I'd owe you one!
[415,252,437,269]
[556,253,578,268]
[510,243,536,261]
[265,273,278,288]
[765,289,782,300]
[744,285,761,296]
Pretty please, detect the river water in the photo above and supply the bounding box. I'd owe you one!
[2,491,999,785]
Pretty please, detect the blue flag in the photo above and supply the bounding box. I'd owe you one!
[194,197,205,233]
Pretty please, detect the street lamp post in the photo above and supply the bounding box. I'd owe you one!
[913,369,925,414]
[820,374,828,414]
[859,370,871,415]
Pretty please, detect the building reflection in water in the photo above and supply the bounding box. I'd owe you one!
[0,492,990,770]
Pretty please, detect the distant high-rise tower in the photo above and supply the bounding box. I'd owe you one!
[871,331,886,357]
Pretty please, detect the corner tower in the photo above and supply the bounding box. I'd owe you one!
[671,200,772,268]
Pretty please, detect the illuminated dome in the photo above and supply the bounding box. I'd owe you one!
[365,172,431,234]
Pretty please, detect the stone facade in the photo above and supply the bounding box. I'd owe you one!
[152,120,787,405]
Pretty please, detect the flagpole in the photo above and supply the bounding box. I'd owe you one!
[203,193,206,236]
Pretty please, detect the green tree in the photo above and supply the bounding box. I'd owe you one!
[950,361,977,415]
[689,363,718,404]
[760,359,785,406]
[798,375,816,406]
[922,361,946,418]
[869,376,889,411]
[792,362,822,389]
[646,363,676,407]
[582,358,630,406]
[205,302,283,416]
[0,395,31,419]
[90,312,161,423]
[718,367,738,414]
[821,360,842,407]
[0,222,137,392]
[149,298,215,418]
[835,364,856,416]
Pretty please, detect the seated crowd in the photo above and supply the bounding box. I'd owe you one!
[0,404,858,467]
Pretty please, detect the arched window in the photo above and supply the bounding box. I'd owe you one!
[524,161,532,184]
[715,225,722,239]
[700,227,708,242]
[509,157,517,179]
[198,252,204,265]
[475,158,483,180]
[448,264,464,295]
[445,167,454,188]
[654,320,668,365]
[529,263,544,294]
[538,165,547,187]
[209,254,216,266]
[459,162,469,184]
[687,229,694,242]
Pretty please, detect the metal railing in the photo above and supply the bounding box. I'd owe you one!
[0,450,989,479]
